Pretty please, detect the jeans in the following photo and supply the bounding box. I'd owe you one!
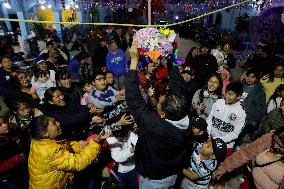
[139,174,177,189]
[117,169,139,189]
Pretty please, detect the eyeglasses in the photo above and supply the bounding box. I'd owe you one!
[95,77,106,81]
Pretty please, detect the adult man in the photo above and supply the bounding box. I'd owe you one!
[113,27,128,52]
[125,41,191,189]
[193,45,218,86]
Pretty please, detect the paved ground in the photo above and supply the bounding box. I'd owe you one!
[176,34,200,60]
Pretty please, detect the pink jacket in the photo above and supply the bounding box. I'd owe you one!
[217,68,230,96]
[217,132,284,189]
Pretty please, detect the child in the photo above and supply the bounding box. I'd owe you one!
[106,41,128,90]
[0,116,27,189]
[240,69,266,141]
[9,98,43,156]
[81,79,94,106]
[9,98,43,131]
[181,70,199,106]
[88,71,125,109]
[192,74,223,119]
[207,82,246,155]
[31,70,55,103]
[181,138,227,189]
[216,68,231,96]
[191,116,209,143]
[211,43,224,69]
[106,71,117,90]
[267,84,284,113]
[106,125,139,189]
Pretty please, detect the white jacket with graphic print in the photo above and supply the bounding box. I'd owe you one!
[207,99,246,148]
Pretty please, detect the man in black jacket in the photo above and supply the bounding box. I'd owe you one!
[113,27,128,52]
[192,45,218,87]
[125,41,191,189]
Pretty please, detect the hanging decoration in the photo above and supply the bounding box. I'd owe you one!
[133,27,175,60]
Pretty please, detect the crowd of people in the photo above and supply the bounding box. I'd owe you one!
[0,26,283,189]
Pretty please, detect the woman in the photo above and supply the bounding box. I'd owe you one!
[213,127,284,189]
[56,69,81,105]
[40,87,94,140]
[261,63,284,103]
[7,71,40,108]
[0,116,27,189]
[184,47,200,70]
[28,115,101,189]
[192,74,223,119]
[262,99,284,134]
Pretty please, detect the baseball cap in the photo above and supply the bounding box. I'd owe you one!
[212,138,227,163]
[35,56,45,65]
[181,69,194,76]
[191,117,207,131]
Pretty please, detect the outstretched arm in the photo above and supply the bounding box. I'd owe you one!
[125,41,162,134]
[213,132,273,179]
[125,41,149,121]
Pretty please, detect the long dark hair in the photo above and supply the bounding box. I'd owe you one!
[55,69,71,87]
[268,84,284,106]
[43,87,58,104]
[199,74,223,103]
[267,62,284,83]
[184,47,199,66]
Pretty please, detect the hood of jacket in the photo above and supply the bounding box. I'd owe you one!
[165,115,190,130]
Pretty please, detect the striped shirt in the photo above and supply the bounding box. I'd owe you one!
[187,143,217,186]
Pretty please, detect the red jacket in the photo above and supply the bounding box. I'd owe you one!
[0,135,24,173]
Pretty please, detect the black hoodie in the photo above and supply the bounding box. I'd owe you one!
[125,68,191,179]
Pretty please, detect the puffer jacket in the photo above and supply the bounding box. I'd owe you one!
[262,108,284,133]
[28,139,100,189]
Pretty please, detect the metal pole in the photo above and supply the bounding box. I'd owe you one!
[148,0,151,25]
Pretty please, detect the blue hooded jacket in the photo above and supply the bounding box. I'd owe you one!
[106,49,128,77]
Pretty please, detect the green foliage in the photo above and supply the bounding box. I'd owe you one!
[234,13,250,33]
